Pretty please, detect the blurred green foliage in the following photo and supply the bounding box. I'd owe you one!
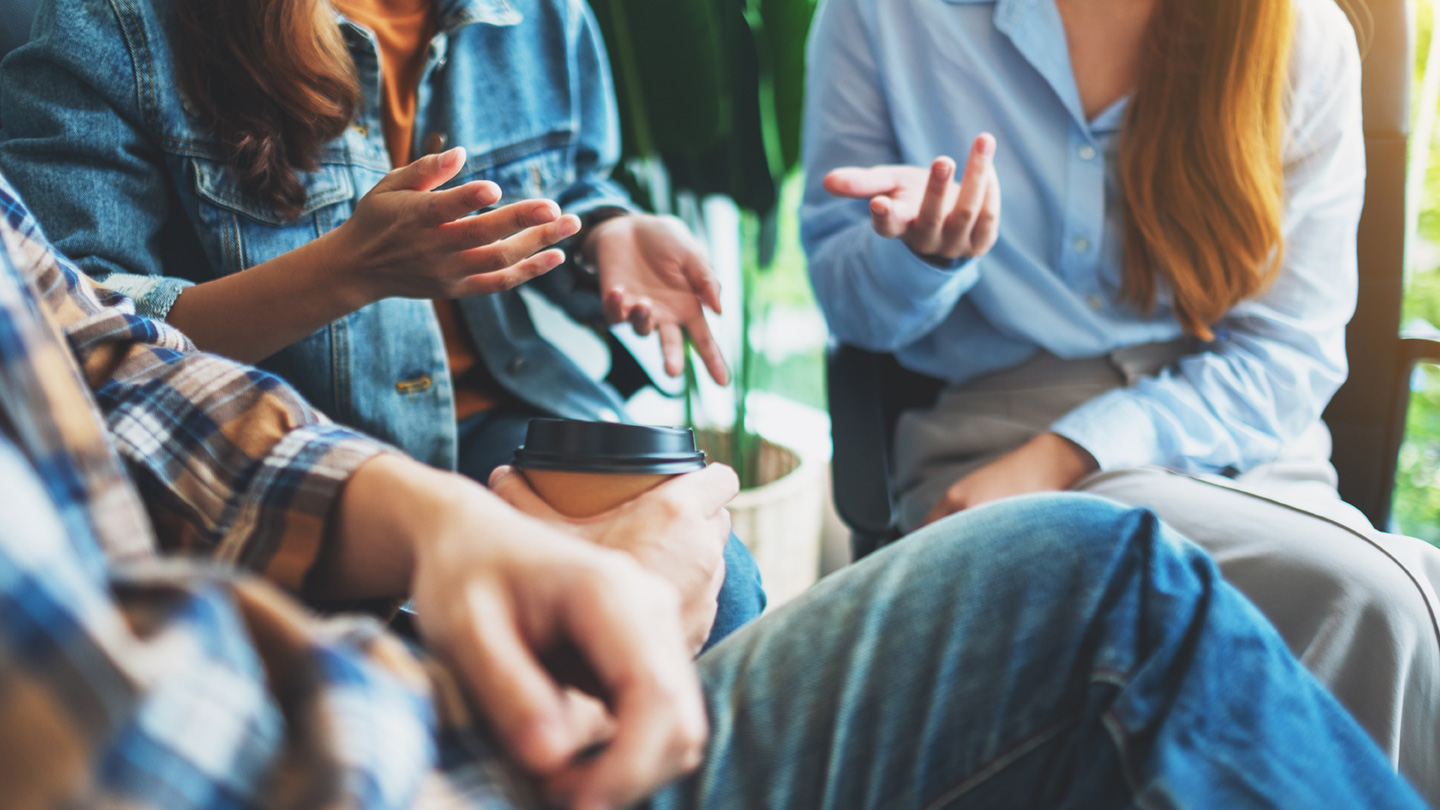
[748,173,826,410]
[1395,0,1440,542]
[591,0,819,486]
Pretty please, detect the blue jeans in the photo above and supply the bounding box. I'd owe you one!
[456,408,766,652]
[633,493,1422,808]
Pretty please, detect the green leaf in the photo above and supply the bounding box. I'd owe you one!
[759,0,816,173]
[588,0,731,157]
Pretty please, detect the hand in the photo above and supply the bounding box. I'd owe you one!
[330,146,582,303]
[922,433,1098,527]
[823,133,1001,264]
[490,463,738,654]
[327,456,707,810]
[586,213,729,385]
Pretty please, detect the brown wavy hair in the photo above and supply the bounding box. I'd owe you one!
[173,0,359,220]
[1120,0,1295,340]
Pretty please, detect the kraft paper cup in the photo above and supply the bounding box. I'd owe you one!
[512,419,707,518]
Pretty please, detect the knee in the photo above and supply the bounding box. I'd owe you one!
[1306,543,1437,652]
[906,492,1192,590]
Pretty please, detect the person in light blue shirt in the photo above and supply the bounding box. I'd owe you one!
[802,0,1440,800]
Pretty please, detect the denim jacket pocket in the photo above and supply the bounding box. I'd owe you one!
[189,157,355,275]
[461,130,576,199]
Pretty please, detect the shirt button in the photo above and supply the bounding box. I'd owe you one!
[1077,144,1097,161]
[1087,294,1105,311]
[424,132,448,155]
[507,356,527,374]
[1073,236,1092,253]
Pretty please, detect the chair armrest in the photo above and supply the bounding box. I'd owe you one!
[826,343,899,543]
[1402,336,1440,365]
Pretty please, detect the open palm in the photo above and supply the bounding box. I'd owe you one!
[824,133,1001,262]
[589,213,729,384]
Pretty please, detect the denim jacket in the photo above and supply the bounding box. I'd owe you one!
[0,0,635,469]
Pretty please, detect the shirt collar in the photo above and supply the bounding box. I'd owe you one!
[435,0,522,30]
[941,0,1117,137]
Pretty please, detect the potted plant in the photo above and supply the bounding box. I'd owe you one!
[587,0,825,603]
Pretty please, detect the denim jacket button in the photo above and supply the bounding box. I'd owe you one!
[424,133,448,155]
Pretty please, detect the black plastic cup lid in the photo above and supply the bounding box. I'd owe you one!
[512,418,706,475]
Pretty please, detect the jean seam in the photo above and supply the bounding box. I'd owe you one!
[920,709,1083,810]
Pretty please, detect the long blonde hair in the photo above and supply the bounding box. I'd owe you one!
[1120,0,1295,340]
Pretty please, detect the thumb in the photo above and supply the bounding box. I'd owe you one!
[447,589,580,776]
[491,466,566,520]
[650,463,740,515]
[376,146,467,193]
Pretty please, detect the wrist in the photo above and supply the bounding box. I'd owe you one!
[312,221,382,310]
[1037,432,1099,486]
[315,453,473,600]
[908,244,970,270]
[576,208,635,269]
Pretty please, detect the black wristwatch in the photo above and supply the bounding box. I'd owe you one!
[565,205,633,277]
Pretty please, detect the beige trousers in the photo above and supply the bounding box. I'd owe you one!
[894,349,1440,803]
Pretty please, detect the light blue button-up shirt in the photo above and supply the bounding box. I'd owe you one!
[801,0,1366,474]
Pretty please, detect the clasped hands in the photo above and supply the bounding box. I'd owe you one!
[334,455,736,810]
[333,146,728,385]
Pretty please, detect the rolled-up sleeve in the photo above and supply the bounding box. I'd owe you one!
[799,0,983,352]
[2,182,390,594]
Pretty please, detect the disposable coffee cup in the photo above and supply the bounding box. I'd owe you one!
[512,418,707,518]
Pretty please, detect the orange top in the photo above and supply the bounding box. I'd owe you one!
[331,0,432,168]
[332,0,498,418]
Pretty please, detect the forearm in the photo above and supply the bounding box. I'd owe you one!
[312,453,528,602]
[805,216,978,351]
[165,228,369,363]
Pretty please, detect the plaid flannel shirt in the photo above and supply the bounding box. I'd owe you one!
[0,175,539,809]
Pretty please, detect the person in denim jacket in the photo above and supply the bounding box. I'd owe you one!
[0,0,763,644]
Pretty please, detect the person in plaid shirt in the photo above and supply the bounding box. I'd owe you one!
[0,173,1426,809]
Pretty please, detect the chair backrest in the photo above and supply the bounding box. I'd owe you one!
[1322,0,1411,528]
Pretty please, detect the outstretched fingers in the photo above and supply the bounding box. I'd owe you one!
[378,146,469,194]
[822,164,903,199]
[969,171,1002,257]
[445,200,570,249]
[685,317,729,386]
[659,324,686,379]
[446,210,580,275]
[680,254,723,315]
[869,195,907,239]
[422,180,503,225]
[448,249,567,297]
[910,157,956,254]
[939,134,998,259]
